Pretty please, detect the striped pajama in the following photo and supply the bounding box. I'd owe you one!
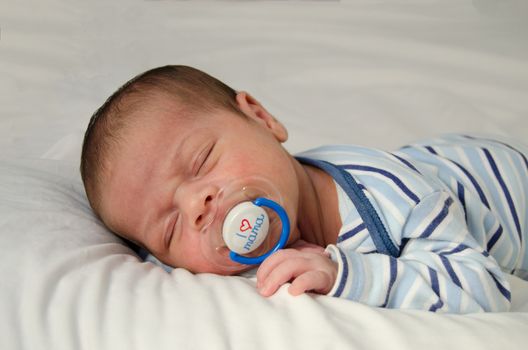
[296,134,527,313]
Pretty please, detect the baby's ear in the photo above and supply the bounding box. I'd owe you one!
[235,91,288,143]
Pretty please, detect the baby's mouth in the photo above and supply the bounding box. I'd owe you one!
[202,200,280,256]
[197,176,286,268]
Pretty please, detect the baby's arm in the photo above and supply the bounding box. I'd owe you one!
[326,191,511,313]
[256,191,511,313]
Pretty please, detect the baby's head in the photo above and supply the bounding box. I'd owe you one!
[81,65,303,274]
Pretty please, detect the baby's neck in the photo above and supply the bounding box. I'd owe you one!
[294,159,341,247]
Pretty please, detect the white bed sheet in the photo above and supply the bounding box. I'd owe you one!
[1,0,528,349]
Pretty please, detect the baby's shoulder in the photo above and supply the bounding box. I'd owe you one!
[295,144,390,164]
[296,144,441,200]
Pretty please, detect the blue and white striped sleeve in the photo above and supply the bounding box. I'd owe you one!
[325,190,511,313]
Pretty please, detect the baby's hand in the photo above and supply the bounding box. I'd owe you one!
[256,240,337,297]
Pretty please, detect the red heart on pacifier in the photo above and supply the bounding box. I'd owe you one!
[240,219,252,232]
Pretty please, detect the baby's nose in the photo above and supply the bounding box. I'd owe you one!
[178,183,218,231]
[191,193,215,231]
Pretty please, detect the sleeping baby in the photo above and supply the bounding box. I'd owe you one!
[80,65,527,313]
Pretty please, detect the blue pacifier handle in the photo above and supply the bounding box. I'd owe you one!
[229,197,290,265]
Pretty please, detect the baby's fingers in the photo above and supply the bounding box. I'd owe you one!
[289,270,333,296]
[257,249,304,286]
[258,258,309,297]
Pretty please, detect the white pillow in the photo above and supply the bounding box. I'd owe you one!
[2,157,528,350]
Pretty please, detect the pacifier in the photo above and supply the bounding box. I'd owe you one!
[222,197,290,265]
[199,177,291,268]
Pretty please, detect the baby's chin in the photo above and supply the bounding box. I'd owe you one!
[187,246,255,275]
[193,260,253,276]
[215,264,255,276]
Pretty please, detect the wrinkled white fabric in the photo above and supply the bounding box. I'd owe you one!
[1,0,527,349]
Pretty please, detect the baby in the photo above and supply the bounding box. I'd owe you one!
[81,65,527,313]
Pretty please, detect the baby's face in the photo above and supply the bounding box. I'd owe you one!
[101,94,302,274]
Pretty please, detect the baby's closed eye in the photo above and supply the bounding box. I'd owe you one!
[195,142,215,175]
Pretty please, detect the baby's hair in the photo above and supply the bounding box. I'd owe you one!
[80,65,243,219]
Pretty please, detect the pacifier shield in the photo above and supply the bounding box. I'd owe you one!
[222,202,270,254]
